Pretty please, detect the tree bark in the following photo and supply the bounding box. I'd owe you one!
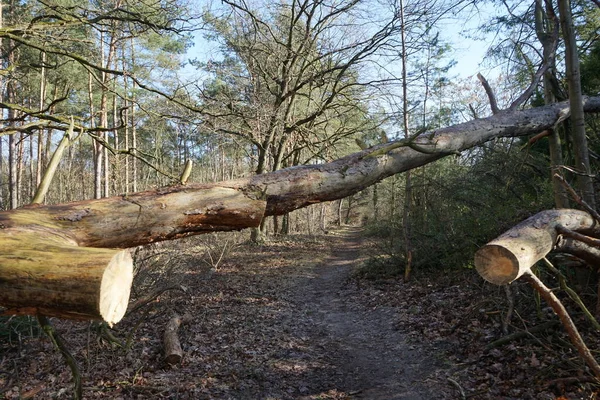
[399,0,413,282]
[0,185,265,322]
[235,97,600,217]
[535,0,569,208]
[164,314,187,365]
[474,209,596,285]
[0,237,132,325]
[1,96,600,323]
[558,0,596,208]
[0,185,266,248]
[31,120,75,204]
[555,236,600,266]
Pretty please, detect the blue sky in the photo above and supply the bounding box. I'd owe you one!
[183,2,502,82]
[444,3,503,80]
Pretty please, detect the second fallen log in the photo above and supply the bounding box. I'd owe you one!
[474,209,597,285]
[164,314,188,365]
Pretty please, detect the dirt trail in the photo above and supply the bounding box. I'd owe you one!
[292,227,442,399]
[4,226,598,399]
[1,228,450,400]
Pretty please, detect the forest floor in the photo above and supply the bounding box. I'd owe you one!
[1,227,600,399]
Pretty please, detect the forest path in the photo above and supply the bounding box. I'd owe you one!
[4,226,595,399]
[0,226,451,399]
[290,226,442,399]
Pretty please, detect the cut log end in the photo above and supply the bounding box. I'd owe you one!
[474,210,596,285]
[0,234,135,323]
[100,250,134,326]
[475,244,520,285]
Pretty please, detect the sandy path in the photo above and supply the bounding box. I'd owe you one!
[293,227,442,399]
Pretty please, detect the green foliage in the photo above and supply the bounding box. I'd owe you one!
[359,143,554,278]
[581,40,600,95]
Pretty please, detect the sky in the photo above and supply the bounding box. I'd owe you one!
[444,3,504,80]
[182,2,504,83]
[448,29,492,79]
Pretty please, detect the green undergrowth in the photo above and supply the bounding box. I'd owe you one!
[355,146,555,280]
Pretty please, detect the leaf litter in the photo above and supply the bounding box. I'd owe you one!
[1,227,599,399]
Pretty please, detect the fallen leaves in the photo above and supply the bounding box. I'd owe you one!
[1,229,599,399]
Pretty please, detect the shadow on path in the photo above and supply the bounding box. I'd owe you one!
[296,226,442,399]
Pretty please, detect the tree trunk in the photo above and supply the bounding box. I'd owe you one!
[281,213,290,235]
[16,131,24,205]
[130,38,138,193]
[89,72,102,200]
[112,71,119,195]
[273,214,279,235]
[245,97,600,216]
[558,0,595,208]
[8,122,17,209]
[372,183,379,220]
[1,96,600,323]
[36,51,47,191]
[31,121,74,205]
[0,134,3,208]
[7,80,17,209]
[320,203,327,232]
[535,0,569,208]
[474,209,596,285]
[0,0,4,209]
[0,235,132,325]
[0,185,265,322]
[400,0,413,282]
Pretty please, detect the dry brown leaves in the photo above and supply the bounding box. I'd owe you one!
[1,230,600,399]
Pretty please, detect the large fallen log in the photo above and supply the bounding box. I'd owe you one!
[0,186,266,324]
[1,97,600,324]
[474,209,598,285]
[0,233,132,324]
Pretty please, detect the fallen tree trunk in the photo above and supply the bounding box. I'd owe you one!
[477,210,600,378]
[236,98,600,216]
[1,96,600,323]
[163,314,188,365]
[0,234,132,325]
[0,186,266,323]
[474,209,597,285]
